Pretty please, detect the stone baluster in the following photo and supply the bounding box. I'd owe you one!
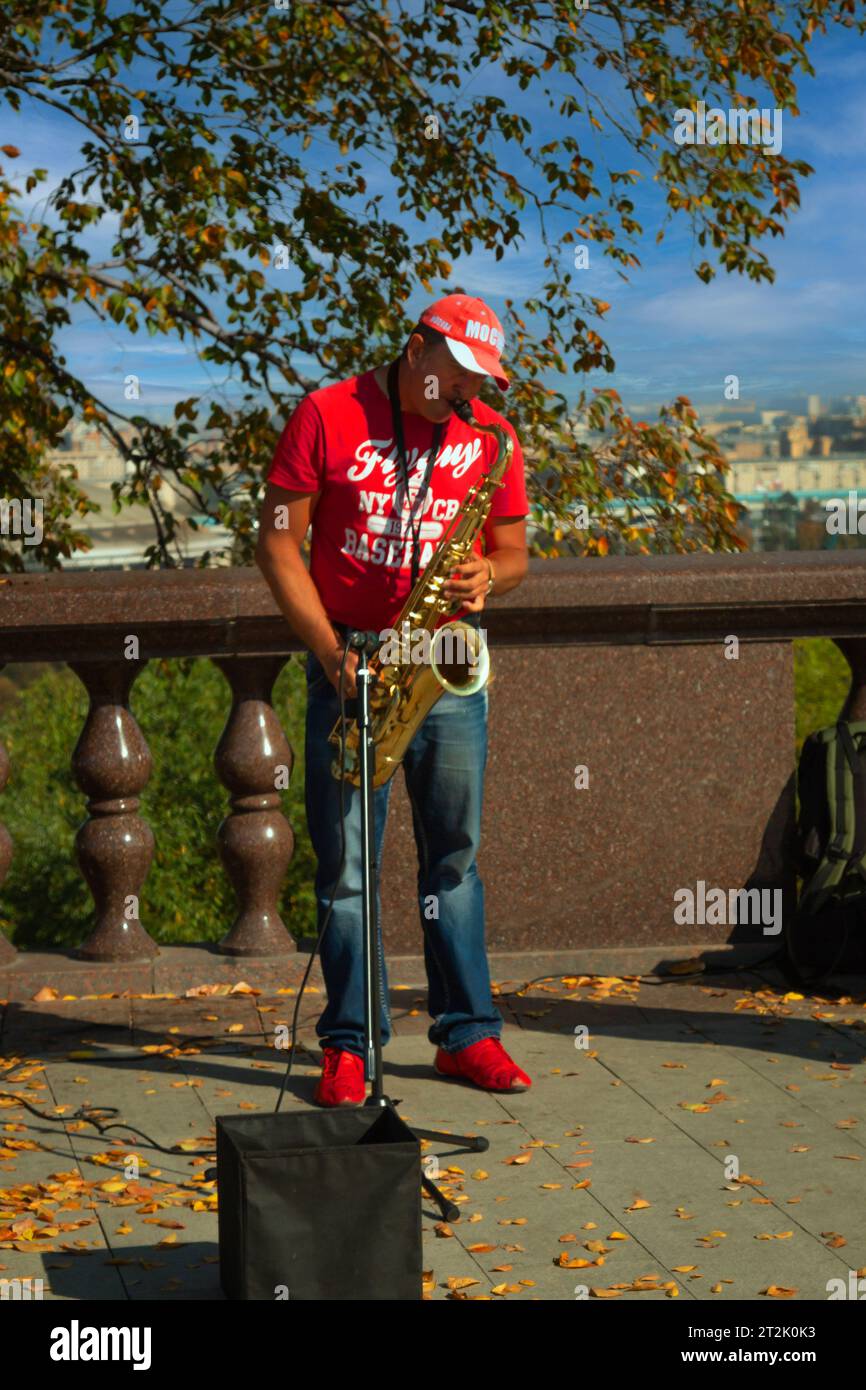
[69,660,158,961]
[0,666,15,964]
[212,656,295,956]
[835,638,866,721]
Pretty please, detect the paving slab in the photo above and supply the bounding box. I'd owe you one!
[2,968,866,1302]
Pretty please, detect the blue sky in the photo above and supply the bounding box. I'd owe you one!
[6,16,866,419]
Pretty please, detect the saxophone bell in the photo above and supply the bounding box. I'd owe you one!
[429,619,489,696]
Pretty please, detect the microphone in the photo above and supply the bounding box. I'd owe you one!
[347,629,381,656]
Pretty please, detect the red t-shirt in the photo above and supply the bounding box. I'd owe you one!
[266,368,529,633]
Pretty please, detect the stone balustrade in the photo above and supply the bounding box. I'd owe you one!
[0,553,863,967]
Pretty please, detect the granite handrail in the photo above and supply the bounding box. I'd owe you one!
[0,551,864,964]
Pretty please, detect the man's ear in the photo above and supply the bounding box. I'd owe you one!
[405,332,425,368]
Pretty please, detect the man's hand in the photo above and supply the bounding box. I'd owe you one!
[321,643,360,698]
[443,554,490,613]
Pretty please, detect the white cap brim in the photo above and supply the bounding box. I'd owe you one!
[442,334,508,390]
[443,336,489,376]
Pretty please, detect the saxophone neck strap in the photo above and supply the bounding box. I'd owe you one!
[387,357,445,590]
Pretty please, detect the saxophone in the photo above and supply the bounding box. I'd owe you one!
[328,399,513,787]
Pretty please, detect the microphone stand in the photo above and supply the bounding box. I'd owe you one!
[348,629,488,1223]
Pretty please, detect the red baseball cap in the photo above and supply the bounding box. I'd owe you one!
[418,294,509,391]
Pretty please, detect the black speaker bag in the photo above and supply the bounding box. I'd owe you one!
[217,1105,422,1300]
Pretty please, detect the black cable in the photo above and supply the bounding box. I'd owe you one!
[0,1091,216,1157]
[493,917,863,1000]
[493,952,794,999]
[273,639,353,1113]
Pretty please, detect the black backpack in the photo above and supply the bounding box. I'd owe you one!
[693,720,866,991]
[783,719,866,986]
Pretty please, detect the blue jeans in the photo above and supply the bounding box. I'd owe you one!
[303,637,503,1059]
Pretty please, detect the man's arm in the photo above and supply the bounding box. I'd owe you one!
[255,482,352,684]
[485,516,529,596]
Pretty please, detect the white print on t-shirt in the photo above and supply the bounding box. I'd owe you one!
[340,433,486,570]
[358,490,460,527]
[348,435,483,485]
[342,529,437,570]
[341,489,459,570]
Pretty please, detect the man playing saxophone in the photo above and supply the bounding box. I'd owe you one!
[255,295,532,1105]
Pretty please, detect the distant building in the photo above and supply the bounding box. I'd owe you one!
[51,421,134,482]
[39,422,240,569]
[722,426,780,461]
[724,454,865,497]
[779,418,811,459]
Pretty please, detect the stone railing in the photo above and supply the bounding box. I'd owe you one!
[0,552,864,967]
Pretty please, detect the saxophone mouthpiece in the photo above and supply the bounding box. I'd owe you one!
[452,398,474,425]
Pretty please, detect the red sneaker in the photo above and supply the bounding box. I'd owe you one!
[314,1047,366,1107]
[434,1038,532,1092]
